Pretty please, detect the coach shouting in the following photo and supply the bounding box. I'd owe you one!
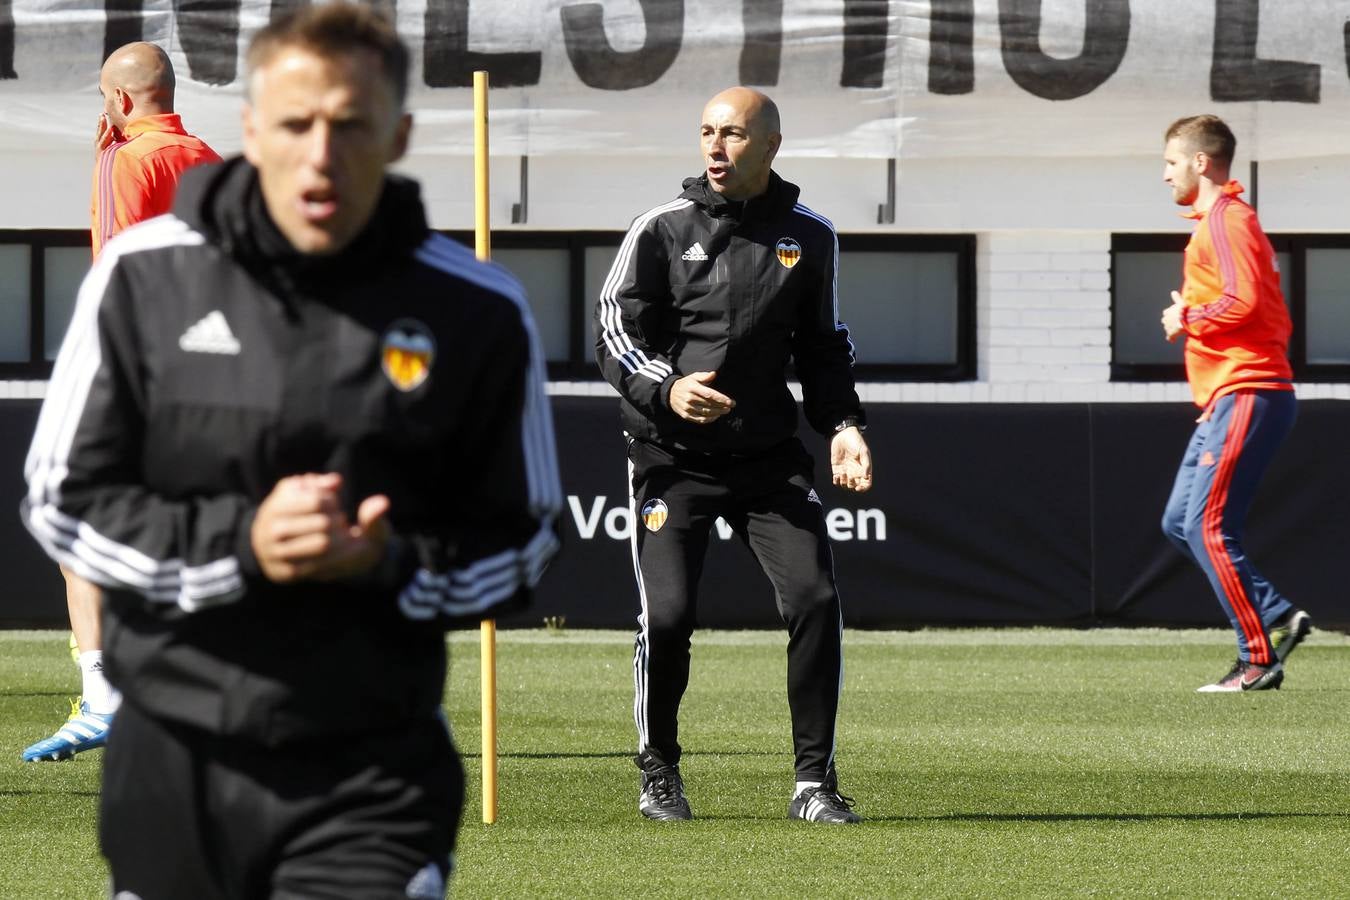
[596,86,872,825]
[22,4,560,896]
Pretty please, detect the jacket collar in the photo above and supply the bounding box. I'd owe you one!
[1181,179,1245,221]
[121,113,188,139]
[679,170,801,221]
[172,156,430,285]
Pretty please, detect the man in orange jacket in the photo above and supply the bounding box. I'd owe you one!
[22,41,220,762]
[1159,114,1311,693]
[91,42,222,256]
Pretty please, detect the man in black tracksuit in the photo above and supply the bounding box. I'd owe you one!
[595,87,873,825]
[22,7,560,897]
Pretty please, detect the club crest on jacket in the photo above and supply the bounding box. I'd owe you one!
[641,498,669,533]
[775,237,802,269]
[381,319,435,392]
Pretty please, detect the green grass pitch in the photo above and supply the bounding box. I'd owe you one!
[3,627,1349,898]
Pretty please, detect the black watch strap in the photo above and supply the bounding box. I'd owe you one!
[834,416,866,433]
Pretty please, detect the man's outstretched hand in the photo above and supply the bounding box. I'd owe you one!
[830,427,873,493]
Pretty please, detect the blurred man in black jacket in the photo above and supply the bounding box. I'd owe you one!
[22,5,560,896]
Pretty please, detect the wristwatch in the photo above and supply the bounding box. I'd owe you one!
[833,416,866,434]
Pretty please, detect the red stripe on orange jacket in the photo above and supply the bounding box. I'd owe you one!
[1177,181,1293,409]
[90,113,222,259]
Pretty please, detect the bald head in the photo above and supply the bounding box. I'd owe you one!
[704,87,780,139]
[700,86,782,200]
[100,42,175,129]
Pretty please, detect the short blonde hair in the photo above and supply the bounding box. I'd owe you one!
[247,2,408,105]
[1164,115,1236,165]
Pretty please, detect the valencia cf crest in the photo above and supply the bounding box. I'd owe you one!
[775,237,802,269]
[641,498,669,533]
[381,319,436,392]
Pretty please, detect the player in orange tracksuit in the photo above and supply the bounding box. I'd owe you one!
[91,44,222,257]
[1158,115,1311,693]
[22,42,220,762]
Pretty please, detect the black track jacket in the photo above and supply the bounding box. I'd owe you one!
[22,158,562,743]
[595,172,863,455]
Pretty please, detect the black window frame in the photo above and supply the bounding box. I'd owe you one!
[440,229,618,382]
[1111,232,1350,383]
[1285,235,1350,380]
[445,230,978,382]
[1,228,977,383]
[0,229,92,379]
[837,233,976,382]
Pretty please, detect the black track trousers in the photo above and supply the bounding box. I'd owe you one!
[101,700,464,900]
[628,436,844,780]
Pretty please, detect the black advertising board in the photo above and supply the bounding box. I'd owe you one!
[3,398,1347,629]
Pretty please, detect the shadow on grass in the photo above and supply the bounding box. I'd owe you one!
[0,789,101,798]
[652,810,1350,824]
[2,692,78,699]
[861,811,1350,823]
[461,749,776,760]
[462,751,631,760]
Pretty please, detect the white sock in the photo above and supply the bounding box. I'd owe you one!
[79,651,121,715]
[795,780,822,799]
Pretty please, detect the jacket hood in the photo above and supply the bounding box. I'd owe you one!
[172,156,430,279]
[679,170,800,220]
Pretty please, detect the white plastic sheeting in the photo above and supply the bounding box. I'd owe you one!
[0,0,1345,160]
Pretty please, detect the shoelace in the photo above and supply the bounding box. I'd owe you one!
[646,770,684,804]
[809,785,856,812]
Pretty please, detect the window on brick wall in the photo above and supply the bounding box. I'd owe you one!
[0,231,91,377]
[443,232,619,380]
[3,229,976,382]
[458,231,976,381]
[1110,233,1346,381]
[836,235,975,379]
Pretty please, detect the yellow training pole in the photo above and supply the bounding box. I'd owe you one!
[472,69,499,826]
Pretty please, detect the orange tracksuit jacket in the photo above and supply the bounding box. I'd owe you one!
[1177,180,1293,409]
[91,113,221,258]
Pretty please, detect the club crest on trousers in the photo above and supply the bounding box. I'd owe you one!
[775,237,802,269]
[641,498,669,533]
[381,319,435,392]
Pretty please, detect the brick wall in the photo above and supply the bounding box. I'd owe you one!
[845,229,1350,405]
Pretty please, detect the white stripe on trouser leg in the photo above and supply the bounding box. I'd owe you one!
[826,540,843,775]
[628,453,651,753]
[831,605,843,772]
